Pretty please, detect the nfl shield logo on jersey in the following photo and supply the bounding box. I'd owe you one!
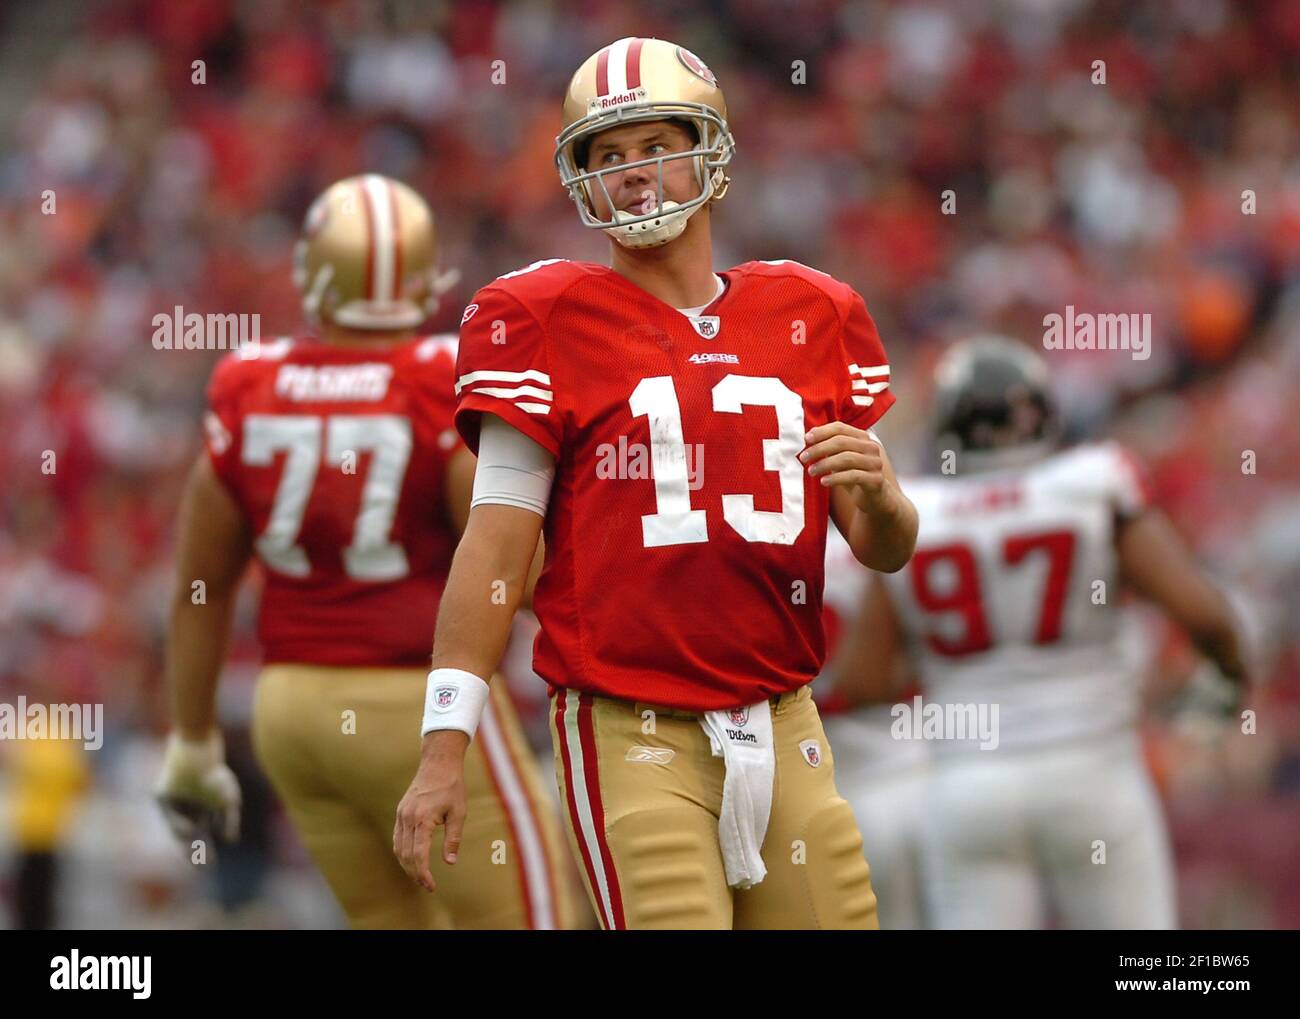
[435,687,458,709]
[728,706,749,726]
[689,316,720,339]
[799,739,821,767]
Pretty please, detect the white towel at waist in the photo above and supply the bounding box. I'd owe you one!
[698,700,776,889]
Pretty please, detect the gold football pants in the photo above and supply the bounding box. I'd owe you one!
[549,683,879,929]
[253,664,587,929]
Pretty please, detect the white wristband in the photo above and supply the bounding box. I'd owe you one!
[421,668,491,740]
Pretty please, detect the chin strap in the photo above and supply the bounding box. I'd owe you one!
[606,199,703,249]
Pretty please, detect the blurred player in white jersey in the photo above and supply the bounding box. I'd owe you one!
[832,336,1247,930]
[819,525,930,929]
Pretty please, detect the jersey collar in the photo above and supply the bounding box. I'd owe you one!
[674,273,727,318]
[600,266,732,322]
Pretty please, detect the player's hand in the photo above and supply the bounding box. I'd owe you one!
[154,730,242,845]
[800,422,892,513]
[393,731,470,892]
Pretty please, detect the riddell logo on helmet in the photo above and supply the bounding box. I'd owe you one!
[589,87,647,112]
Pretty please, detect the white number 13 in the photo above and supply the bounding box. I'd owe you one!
[629,374,805,548]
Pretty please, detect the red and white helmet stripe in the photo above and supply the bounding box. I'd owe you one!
[357,174,402,302]
[595,36,645,97]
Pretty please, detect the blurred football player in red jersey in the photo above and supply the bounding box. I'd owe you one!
[829,336,1249,930]
[155,175,585,929]
[393,38,918,929]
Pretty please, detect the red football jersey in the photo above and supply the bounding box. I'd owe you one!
[204,334,464,667]
[454,259,895,710]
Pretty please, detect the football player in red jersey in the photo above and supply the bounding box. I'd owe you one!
[155,175,585,929]
[393,39,918,929]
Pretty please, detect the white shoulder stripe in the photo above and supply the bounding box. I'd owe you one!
[467,384,554,401]
[851,395,875,406]
[758,258,832,279]
[240,337,294,361]
[515,402,552,415]
[851,380,890,393]
[416,334,458,361]
[849,363,890,378]
[495,258,567,281]
[455,368,552,394]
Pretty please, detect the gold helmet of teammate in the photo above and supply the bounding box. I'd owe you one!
[555,37,735,249]
[292,174,459,330]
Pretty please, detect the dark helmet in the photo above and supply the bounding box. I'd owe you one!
[932,336,1058,469]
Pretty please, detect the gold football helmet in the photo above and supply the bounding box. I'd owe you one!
[293,174,458,330]
[555,38,735,249]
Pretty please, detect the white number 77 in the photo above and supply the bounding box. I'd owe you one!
[242,414,412,580]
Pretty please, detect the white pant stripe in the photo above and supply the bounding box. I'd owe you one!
[478,697,556,929]
[563,693,617,929]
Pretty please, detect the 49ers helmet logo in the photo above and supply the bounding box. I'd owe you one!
[676,46,717,86]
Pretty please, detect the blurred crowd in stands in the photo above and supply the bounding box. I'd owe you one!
[0,0,1297,928]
